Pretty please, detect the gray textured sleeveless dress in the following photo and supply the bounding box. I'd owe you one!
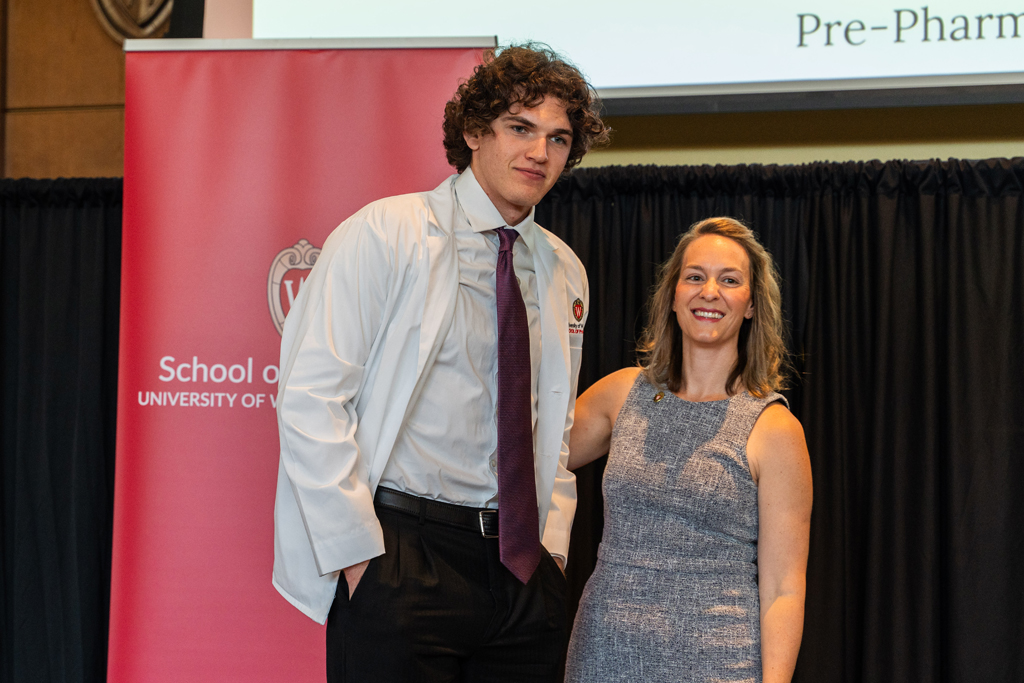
[565,373,787,683]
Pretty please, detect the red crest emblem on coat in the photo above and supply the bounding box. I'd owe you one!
[572,298,584,322]
[268,239,321,335]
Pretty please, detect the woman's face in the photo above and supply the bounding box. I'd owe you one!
[672,234,755,348]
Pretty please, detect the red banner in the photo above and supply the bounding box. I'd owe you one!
[111,43,485,682]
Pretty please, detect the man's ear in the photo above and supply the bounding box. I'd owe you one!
[463,129,481,151]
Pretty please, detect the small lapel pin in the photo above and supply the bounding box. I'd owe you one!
[653,391,664,402]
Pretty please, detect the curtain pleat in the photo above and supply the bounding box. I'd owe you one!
[1,179,122,683]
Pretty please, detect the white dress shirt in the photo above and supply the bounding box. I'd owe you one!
[380,169,542,508]
[273,170,588,623]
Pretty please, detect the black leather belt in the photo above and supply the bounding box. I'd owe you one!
[374,487,499,538]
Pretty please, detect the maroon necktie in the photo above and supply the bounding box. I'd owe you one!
[495,227,541,584]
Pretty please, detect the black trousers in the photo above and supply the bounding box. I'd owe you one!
[326,500,569,683]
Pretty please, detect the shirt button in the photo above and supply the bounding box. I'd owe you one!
[489,456,497,474]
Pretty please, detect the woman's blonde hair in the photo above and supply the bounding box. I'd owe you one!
[638,217,790,397]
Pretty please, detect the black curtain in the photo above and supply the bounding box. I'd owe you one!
[164,0,205,39]
[0,179,122,683]
[4,160,1023,683]
[536,158,1024,683]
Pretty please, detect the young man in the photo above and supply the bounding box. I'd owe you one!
[272,44,609,682]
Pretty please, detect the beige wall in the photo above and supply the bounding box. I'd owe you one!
[2,3,1021,178]
[204,0,252,39]
[583,103,1024,168]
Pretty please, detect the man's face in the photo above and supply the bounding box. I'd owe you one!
[464,96,573,227]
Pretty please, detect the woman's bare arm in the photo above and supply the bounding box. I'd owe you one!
[567,367,641,470]
[748,403,813,683]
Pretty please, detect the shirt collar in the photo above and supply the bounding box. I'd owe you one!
[455,167,537,253]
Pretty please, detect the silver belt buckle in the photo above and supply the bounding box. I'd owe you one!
[478,511,498,538]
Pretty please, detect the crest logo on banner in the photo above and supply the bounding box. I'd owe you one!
[572,298,584,322]
[268,239,321,335]
[90,0,173,44]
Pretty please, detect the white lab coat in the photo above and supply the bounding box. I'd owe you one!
[272,174,588,623]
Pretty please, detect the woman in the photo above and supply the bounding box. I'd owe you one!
[564,217,812,683]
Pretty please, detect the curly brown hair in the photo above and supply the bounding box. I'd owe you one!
[639,217,791,398]
[443,43,610,173]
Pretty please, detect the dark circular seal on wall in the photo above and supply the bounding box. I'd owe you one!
[90,0,173,44]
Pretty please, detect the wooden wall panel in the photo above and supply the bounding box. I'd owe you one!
[603,104,1024,150]
[5,107,123,178]
[1,0,7,169]
[582,103,1024,166]
[7,0,124,109]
